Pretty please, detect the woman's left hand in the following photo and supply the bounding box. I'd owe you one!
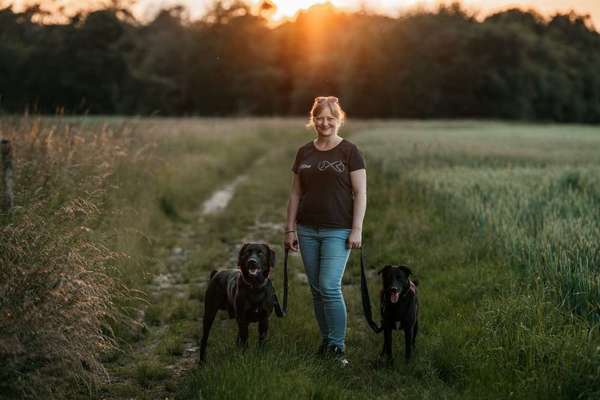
[347,228,362,249]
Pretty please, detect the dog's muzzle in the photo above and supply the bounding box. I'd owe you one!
[247,258,260,276]
[389,287,400,304]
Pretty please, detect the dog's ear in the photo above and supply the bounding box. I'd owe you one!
[377,265,393,275]
[398,265,412,276]
[265,244,276,269]
[238,243,250,266]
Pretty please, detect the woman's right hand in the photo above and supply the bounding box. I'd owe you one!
[284,231,299,252]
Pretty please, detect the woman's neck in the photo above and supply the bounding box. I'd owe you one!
[314,135,342,150]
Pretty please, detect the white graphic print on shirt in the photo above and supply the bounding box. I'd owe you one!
[317,160,345,173]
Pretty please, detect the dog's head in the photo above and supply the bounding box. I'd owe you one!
[237,243,276,286]
[378,264,414,304]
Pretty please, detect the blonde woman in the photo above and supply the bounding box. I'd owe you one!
[284,96,367,367]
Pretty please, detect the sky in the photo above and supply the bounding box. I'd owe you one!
[10,0,600,28]
[133,0,600,26]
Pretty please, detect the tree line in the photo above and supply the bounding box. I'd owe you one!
[1,1,600,122]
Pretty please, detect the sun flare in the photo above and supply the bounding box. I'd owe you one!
[267,0,356,19]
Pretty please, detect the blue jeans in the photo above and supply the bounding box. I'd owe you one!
[297,224,352,351]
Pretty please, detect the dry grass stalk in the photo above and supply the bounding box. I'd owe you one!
[0,118,137,398]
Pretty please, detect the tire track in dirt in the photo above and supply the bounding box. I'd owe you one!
[100,176,250,399]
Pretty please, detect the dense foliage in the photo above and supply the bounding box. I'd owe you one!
[1,1,600,122]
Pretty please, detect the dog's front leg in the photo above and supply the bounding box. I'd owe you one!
[236,318,250,349]
[199,290,220,363]
[199,311,215,363]
[258,317,269,347]
[379,323,394,366]
[413,319,418,349]
[404,325,414,362]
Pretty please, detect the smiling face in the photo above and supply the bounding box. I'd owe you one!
[308,96,345,136]
[313,106,341,138]
[378,265,412,304]
[237,243,276,286]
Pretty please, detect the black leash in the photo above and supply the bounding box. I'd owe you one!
[273,248,289,317]
[359,246,383,333]
[273,246,377,329]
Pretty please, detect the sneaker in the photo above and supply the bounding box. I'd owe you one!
[327,345,350,367]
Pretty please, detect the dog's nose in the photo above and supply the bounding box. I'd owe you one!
[390,287,399,293]
[248,259,258,267]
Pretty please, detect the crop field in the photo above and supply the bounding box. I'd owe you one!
[1,118,599,400]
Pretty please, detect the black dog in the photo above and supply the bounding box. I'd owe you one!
[378,264,419,364]
[199,243,277,362]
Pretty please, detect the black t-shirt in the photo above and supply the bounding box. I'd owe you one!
[291,139,366,229]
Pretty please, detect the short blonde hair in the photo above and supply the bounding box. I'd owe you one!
[306,96,346,128]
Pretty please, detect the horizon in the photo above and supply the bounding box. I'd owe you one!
[8,0,600,28]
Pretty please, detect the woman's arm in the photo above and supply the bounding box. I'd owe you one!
[284,173,302,252]
[348,168,367,249]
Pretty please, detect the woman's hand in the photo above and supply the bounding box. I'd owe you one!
[347,228,362,249]
[284,231,299,252]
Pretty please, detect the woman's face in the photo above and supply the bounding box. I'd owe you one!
[313,106,340,137]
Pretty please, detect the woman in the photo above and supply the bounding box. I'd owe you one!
[284,96,367,367]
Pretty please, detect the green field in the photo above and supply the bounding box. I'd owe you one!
[1,118,599,400]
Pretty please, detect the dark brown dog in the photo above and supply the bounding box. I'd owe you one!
[199,243,277,362]
[378,264,419,364]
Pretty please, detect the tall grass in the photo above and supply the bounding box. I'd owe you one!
[0,116,306,398]
[411,167,600,322]
[352,121,600,322]
[175,120,600,400]
[3,118,599,399]
[352,121,600,398]
[0,119,132,398]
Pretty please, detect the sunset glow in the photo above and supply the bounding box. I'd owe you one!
[133,0,600,28]
[268,0,355,19]
[262,0,600,25]
[10,0,600,27]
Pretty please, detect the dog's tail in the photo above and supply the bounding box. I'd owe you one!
[209,270,218,280]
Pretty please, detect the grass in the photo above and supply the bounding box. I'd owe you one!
[0,116,307,398]
[133,360,170,388]
[410,166,600,321]
[352,121,600,398]
[2,117,599,399]
[179,119,600,400]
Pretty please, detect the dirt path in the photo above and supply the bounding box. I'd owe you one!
[100,173,287,399]
[99,176,247,399]
[201,176,247,215]
[144,175,251,378]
